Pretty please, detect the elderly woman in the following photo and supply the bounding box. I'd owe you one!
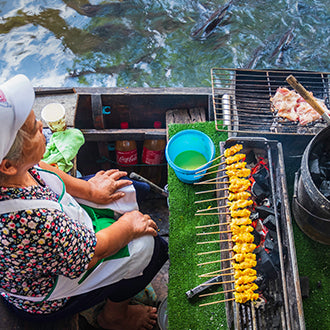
[0,75,168,329]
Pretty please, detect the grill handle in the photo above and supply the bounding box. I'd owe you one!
[286,74,330,125]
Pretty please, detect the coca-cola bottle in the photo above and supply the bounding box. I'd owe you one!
[140,121,166,185]
[115,122,138,173]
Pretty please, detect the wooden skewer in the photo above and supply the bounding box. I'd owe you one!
[199,297,235,307]
[201,273,234,286]
[194,168,227,178]
[194,179,229,185]
[195,187,228,195]
[198,258,233,266]
[200,279,234,286]
[194,154,224,172]
[199,267,233,277]
[194,176,225,184]
[199,288,235,298]
[194,177,218,184]
[197,247,232,255]
[196,205,227,213]
[195,222,230,229]
[197,238,231,245]
[195,196,228,204]
[195,212,230,216]
[195,161,223,174]
[196,230,230,236]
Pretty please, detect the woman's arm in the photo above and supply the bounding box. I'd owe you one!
[87,210,158,269]
[39,161,132,204]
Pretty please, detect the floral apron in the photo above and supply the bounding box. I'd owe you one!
[0,169,154,302]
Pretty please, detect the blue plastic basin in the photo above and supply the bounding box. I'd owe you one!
[165,129,215,184]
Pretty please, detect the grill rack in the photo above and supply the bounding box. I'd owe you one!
[211,68,330,136]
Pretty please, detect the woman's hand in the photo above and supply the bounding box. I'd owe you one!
[88,169,132,204]
[118,210,158,239]
[88,210,158,269]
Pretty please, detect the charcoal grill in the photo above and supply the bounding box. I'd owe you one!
[211,68,330,136]
[216,137,305,330]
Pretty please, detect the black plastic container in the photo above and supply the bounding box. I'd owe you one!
[292,126,330,245]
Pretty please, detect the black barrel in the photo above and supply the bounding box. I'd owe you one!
[292,126,330,245]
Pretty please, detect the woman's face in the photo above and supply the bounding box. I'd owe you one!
[21,110,46,167]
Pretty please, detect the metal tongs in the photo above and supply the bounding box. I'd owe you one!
[286,74,330,125]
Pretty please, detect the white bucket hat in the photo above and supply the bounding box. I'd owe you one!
[0,74,35,162]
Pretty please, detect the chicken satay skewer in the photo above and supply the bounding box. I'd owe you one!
[195,208,251,216]
[194,163,249,179]
[195,168,251,184]
[195,191,252,204]
[194,144,243,172]
[199,253,257,266]
[196,199,253,212]
[195,154,246,174]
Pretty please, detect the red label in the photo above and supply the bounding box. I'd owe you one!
[142,147,164,165]
[116,149,138,165]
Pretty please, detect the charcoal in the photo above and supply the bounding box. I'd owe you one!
[252,166,271,192]
[252,228,261,246]
[245,150,257,164]
[255,205,275,219]
[267,229,278,242]
[251,181,270,200]
[263,214,277,231]
[264,232,275,251]
[257,249,279,280]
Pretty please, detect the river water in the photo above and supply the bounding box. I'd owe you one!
[0,0,329,87]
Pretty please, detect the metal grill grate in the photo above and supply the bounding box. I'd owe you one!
[211,68,330,135]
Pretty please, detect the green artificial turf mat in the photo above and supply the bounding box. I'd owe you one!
[167,121,330,329]
[292,219,330,329]
[167,121,228,330]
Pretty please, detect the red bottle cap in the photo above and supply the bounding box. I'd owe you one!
[154,121,161,129]
[120,122,129,129]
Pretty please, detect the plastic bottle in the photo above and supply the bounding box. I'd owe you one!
[140,121,166,185]
[115,122,138,173]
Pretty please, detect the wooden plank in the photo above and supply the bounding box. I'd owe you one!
[80,128,166,141]
[166,107,206,141]
[166,107,206,125]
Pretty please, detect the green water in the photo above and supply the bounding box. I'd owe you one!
[174,150,207,170]
[0,0,329,87]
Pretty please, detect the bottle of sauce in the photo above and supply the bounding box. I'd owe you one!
[115,122,138,173]
[140,121,166,185]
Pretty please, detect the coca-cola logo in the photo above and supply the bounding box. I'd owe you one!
[116,150,137,165]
